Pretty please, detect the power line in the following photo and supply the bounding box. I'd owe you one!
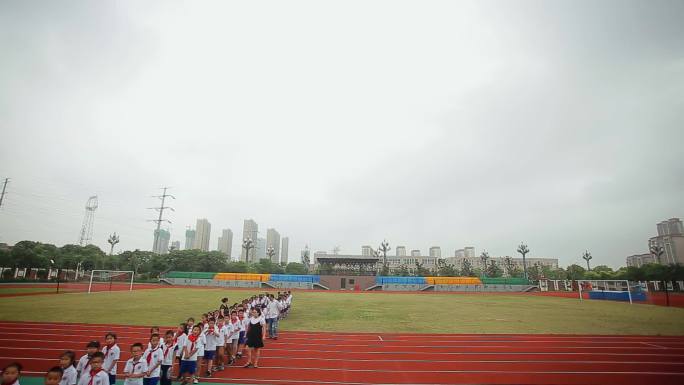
[0,178,9,209]
[148,187,175,254]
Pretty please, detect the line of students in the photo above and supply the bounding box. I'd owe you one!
[0,291,293,385]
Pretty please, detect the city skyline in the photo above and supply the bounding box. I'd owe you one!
[1,1,683,269]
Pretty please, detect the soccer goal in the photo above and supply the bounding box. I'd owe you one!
[576,279,643,304]
[88,270,135,293]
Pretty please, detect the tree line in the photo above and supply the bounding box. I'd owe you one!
[1,240,682,282]
[0,241,308,280]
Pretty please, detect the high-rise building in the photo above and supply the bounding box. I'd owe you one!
[454,248,465,258]
[648,218,684,265]
[241,219,258,261]
[396,246,406,257]
[361,245,373,256]
[217,229,233,258]
[281,237,289,264]
[152,229,170,254]
[266,228,281,263]
[170,241,181,251]
[193,218,211,251]
[429,246,441,258]
[464,247,475,258]
[184,229,196,250]
[256,237,267,259]
[411,249,421,257]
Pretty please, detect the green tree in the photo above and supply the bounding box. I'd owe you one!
[226,261,249,273]
[284,262,308,275]
[566,264,586,280]
[461,259,475,276]
[396,265,410,277]
[414,261,430,277]
[11,241,49,268]
[436,259,458,277]
[486,261,503,278]
[0,247,11,267]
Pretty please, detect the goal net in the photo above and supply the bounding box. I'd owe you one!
[576,279,644,304]
[88,270,135,293]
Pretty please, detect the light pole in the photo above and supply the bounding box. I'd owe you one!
[378,240,390,268]
[74,260,83,281]
[266,246,276,262]
[242,238,255,264]
[650,243,664,265]
[107,233,120,256]
[50,259,60,294]
[480,251,490,277]
[582,250,592,271]
[517,242,530,280]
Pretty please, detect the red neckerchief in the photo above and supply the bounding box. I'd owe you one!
[163,343,173,360]
[1,380,18,385]
[88,369,102,385]
[146,345,159,365]
[173,331,185,346]
[187,334,198,353]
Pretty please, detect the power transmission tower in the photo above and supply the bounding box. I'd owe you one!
[0,178,9,209]
[148,187,175,254]
[78,196,99,246]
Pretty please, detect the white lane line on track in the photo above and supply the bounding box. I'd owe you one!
[3,355,684,366]
[2,322,683,341]
[4,359,684,375]
[642,342,667,349]
[4,346,684,357]
[6,338,683,350]
[2,334,682,348]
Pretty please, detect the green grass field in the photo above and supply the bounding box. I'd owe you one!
[0,288,683,335]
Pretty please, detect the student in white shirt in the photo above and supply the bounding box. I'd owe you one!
[226,311,242,364]
[77,341,101,377]
[147,328,165,350]
[143,334,164,385]
[180,326,202,385]
[237,309,249,359]
[45,367,63,385]
[1,362,22,385]
[77,352,109,385]
[102,333,120,385]
[122,343,147,385]
[160,331,176,385]
[215,318,227,371]
[59,351,78,385]
[202,319,219,377]
[265,294,283,339]
[194,329,206,384]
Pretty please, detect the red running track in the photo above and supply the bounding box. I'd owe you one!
[0,321,683,384]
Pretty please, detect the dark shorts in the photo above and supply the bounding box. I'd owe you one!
[203,350,216,360]
[179,360,197,375]
[108,375,116,385]
[143,378,159,385]
[238,331,246,344]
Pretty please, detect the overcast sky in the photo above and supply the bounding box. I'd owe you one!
[1,0,682,268]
